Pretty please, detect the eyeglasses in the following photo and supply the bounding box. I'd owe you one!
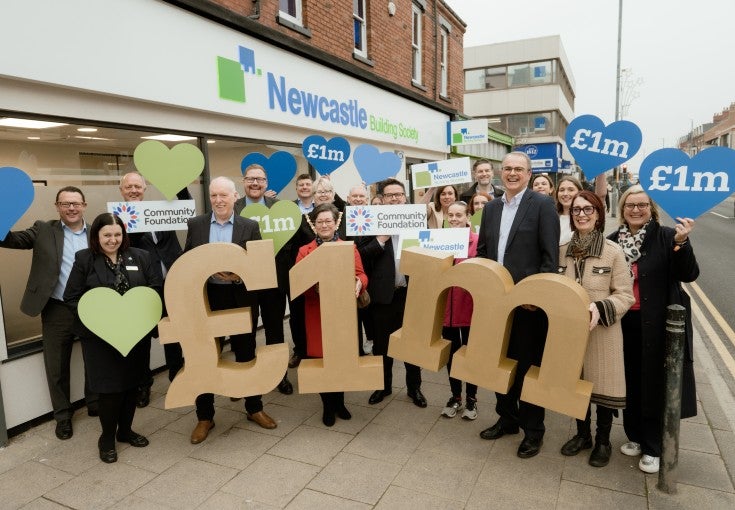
[501,166,528,174]
[56,202,86,209]
[383,192,405,199]
[315,219,335,226]
[571,206,596,216]
[624,202,650,211]
[315,189,333,195]
[243,177,266,184]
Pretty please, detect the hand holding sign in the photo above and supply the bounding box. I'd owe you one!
[566,115,641,179]
[134,141,204,200]
[302,135,350,175]
[78,287,162,356]
[354,144,402,185]
[0,167,34,240]
[638,147,735,219]
[241,151,297,195]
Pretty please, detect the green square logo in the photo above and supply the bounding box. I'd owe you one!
[452,132,463,144]
[415,171,432,188]
[217,56,245,103]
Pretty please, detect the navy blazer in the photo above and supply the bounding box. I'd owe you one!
[184,212,261,252]
[476,190,560,282]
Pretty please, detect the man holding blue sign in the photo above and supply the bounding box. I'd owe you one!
[0,186,97,440]
[476,152,559,459]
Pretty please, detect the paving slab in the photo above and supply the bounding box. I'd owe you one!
[266,425,353,467]
[0,461,72,510]
[556,480,647,509]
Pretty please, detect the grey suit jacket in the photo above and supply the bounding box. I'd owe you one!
[476,190,560,283]
[0,219,88,316]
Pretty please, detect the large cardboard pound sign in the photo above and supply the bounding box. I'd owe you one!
[290,242,383,393]
[391,247,593,419]
[158,240,288,408]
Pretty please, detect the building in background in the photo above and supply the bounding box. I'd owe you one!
[0,0,465,436]
[678,102,734,155]
[463,35,576,176]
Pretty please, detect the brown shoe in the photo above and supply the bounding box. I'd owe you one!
[190,420,214,444]
[247,410,277,429]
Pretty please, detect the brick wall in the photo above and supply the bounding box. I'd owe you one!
[206,0,465,113]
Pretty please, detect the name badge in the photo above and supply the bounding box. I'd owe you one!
[126,266,139,271]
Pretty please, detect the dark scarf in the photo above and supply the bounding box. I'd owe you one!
[104,253,130,295]
[315,232,340,245]
[568,229,603,260]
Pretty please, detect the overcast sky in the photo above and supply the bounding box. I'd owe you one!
[449,0,735,170]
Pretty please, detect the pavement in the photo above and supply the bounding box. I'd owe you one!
[1,316,734,509]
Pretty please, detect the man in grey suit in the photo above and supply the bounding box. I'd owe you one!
[186,176,277,444]
[0,186,97,440]
[476,152,560,459]
[234,164,293,395]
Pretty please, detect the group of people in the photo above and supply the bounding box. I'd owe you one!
[1,152,698,474]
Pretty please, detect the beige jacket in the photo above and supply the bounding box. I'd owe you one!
[558,235,634,408]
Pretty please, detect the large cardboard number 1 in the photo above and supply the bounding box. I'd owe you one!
[289,242,383,393]
[158,240,288,408]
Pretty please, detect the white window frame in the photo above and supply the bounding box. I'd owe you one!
[279,0,303,26]
[353,0,368,58]
[440,26,448,96]
[411,3,422,84]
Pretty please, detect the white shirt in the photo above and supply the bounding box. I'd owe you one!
[497,188,527,265]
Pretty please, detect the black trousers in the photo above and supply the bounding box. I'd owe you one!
[256,287,286,345]
[98,388,137,449]
[195,282,262,420]
[289,294,307,358]
[41,299,97,420]
[371,287,421,391]
[494,307,548,440]
[443,326,477,399]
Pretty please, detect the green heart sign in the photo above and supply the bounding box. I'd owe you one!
[78,287,162,356]
[241,201,301,255]
[470,209,482,234]
[133,140,204,200]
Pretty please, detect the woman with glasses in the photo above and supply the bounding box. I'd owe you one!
[439,201,480,420]
[557,191,634,467]
[296,203,368,426]
[608,184,699,474]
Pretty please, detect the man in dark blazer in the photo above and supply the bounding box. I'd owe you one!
[186,176,277,444]
[459,159,504,203]
[119,172,185,406]
[476,151,560,459]
[0,186,97,440]
[357,178,426,408]
[234,164,294,395]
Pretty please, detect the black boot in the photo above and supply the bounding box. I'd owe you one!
[320,393,336,426]
[589,406,613,467]
[561,407,592,456]
[335,392,351,420]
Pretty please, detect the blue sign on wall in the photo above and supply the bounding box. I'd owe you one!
[514,142,561,173]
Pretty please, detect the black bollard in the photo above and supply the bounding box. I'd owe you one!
[657,304,686,494]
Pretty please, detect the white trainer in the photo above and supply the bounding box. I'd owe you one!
[620,441,642,456]
[441,397,462,418]
[639,455,660,473]
[462,399,478,420]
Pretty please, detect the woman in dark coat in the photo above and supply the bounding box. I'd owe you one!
[64,213,162,463]
[608,185,699,474]
[295,203,368,426]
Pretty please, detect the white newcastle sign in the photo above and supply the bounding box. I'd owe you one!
[107,200,195,233]
[411,157,472,189]
[397,228,470,259]
[344,205,427,236]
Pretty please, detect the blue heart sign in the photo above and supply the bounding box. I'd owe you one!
[241,151,297,195]
[353,144,402,185]
[565,114,642,179]
[639,147,735,219]
[0,167,34,241]
[302,135,350,175]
